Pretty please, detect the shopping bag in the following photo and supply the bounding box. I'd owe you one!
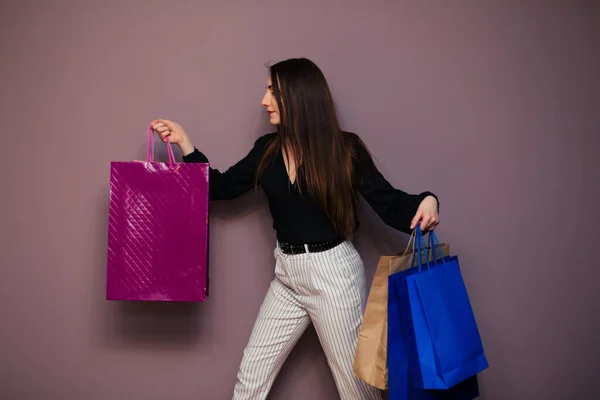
[106,124,210,302]
[408,229,488,388]
[388,259,480,400]
[354,231,450,389]
[388,227,488,392]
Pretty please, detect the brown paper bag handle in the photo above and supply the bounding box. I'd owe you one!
[401,228,440,268]
[400,229,416,257]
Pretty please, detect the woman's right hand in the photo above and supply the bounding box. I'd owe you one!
[150,119,195,156]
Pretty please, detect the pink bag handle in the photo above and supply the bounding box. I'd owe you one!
[147,123,176,167]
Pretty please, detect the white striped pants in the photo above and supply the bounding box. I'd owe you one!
[232,241,382,400]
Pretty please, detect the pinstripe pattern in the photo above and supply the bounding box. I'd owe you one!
[232,241,382,400]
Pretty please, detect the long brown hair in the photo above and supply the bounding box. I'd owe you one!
[256,58,363,240]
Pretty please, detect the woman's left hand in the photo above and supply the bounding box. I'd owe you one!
[410,196,440,231]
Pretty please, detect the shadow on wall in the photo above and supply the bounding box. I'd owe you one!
[92,184,207,351]
[269,326,338,399]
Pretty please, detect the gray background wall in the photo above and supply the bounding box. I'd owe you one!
[1,1,599,399]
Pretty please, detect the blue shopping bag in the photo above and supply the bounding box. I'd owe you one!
[387,229,481,399]
[411,230,488,389]
[389,227,489,392]
[388,273,480,399]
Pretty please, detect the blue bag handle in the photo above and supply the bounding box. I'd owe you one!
[427,229,446,266]
[409,226,421,270]
[410,226,434,272]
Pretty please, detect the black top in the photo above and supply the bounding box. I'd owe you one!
[182,132,437,245]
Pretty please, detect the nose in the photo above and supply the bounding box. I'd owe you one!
[261,91,270,107]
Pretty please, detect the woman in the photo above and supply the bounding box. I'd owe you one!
[151,57,439,400]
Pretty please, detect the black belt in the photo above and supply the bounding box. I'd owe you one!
[278,239,344,255]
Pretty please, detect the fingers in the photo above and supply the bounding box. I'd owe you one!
[420,213,440,232]
[411,209,440,232]
[420,218,430,231]
[149,119,161,131]
[154,125,169,134]
[156,127,171,142]
[152,119,177,130]
[150,120,170,132]
[150,120,171,142]
[410,210,423,230]
[151,120,168,132]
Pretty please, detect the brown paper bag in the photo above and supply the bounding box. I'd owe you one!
[353,232,450,389]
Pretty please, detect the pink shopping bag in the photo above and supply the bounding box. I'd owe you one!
[106,125,210,302]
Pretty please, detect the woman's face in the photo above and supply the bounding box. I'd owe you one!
[261,76,281,125]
